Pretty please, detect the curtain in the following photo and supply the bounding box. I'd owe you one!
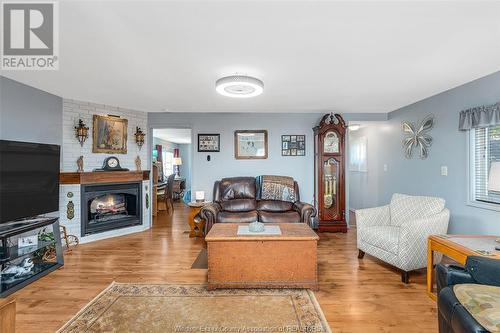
[459,102,500,131]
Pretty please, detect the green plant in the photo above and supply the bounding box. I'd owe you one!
[33,228,55,261]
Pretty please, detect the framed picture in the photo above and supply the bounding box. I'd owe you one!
[282,135,305,156]
[234,130,268,159]
[198,134,220,152]
[92,115,128,154]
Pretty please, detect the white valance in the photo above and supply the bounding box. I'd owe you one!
[459,102,500,131]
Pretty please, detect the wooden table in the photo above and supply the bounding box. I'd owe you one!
[205,223,319,290]
[186,201,209,238]
[0,298,15,333]
[427,234,500,301]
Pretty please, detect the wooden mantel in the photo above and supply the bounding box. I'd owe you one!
[60,171,150,185]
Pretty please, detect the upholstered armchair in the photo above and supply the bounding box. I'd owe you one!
[356,193,450,283]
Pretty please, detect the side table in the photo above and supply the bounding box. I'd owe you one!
[427,234,500,301]
[187,201,211,238]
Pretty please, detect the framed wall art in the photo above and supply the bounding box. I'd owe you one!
[92,115,128,154]
[198,134,220,152]
[234,130,268,159]
[282,135,305,156]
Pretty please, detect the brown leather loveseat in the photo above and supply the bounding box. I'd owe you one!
[200,176,316,234]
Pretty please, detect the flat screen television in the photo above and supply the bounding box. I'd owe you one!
[0,140,60,223]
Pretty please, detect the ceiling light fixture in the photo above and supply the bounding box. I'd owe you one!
[215,75,264,98]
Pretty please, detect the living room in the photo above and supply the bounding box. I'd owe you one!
[1,1,500,332]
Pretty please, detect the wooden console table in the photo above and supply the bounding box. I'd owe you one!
[427,235,500,301]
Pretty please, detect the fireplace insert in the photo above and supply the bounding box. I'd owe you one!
[81,182,142,236]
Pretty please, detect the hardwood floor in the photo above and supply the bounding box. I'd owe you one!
[11,202,438,332]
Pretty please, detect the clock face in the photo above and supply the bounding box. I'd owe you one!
[107,158,119,168]
[323,131,339,153]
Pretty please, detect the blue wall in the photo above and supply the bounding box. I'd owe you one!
[0,76,62,145]
[148,112,386,209]
[374,71,500,234]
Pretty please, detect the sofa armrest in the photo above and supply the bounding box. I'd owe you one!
[199,202,221,235]
[293,202,316,226]
[465,256,500,287]
[355,205,391,229]
[436,264,475,294]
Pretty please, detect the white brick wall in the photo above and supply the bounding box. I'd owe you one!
[60,99,151,243]
[62,99,148,172]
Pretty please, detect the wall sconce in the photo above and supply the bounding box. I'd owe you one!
[74,119,89,147]
[134,127,146,149]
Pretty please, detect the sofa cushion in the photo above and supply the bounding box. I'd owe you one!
[389,193,445,227]
[220,199,256,212]
[218,211,258,223]
[359,226,400,255]
[258,210,300,223]
[257,200,294,212]
[453,284,500,332]
[220,177,256,200]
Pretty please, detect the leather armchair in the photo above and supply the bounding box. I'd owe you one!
[437,256,500,333]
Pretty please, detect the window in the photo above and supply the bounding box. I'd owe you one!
[162,151,174,177]
[349,136,367,172]
[469,125,500,209]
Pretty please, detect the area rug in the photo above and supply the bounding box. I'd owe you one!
[191,248,208,269]
[58,283,331,333]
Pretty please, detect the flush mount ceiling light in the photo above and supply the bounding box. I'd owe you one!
[215,75,264,98]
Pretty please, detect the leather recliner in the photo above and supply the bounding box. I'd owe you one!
[200,176,316,234]
[437,256,500,333]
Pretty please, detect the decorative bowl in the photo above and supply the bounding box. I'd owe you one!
[248,222,265,233]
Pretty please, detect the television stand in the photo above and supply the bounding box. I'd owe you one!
[0,218,64,298]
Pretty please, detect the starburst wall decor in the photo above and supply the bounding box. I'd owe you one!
[402,115,434,159]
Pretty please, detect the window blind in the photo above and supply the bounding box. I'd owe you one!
[472,126,500,204]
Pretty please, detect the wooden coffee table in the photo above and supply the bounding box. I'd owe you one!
[427,234,500,301]
[205,223,319,290]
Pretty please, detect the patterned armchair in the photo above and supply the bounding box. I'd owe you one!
[356,193,450,283]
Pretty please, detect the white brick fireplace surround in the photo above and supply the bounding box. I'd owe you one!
[59,99,151,243]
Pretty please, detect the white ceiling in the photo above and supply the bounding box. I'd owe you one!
[3,1,500,113]
[154,128,192,144]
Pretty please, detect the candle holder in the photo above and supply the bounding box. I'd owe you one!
[74,119,89,147]
[134,127,146,149]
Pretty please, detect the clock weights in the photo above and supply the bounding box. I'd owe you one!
[313,113,347,232]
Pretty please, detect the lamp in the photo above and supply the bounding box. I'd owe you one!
[74,119,89,146]
[134,127,146,149]
[195,191,205,203]
[173,157,182,179]
[216,75,264,98]
[488,161,500,192]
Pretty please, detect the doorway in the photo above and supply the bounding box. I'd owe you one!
[151,128,192,219]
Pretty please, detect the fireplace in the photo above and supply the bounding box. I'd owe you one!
[81,182,142,236]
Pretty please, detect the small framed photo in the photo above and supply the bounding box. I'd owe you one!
[198,134,220,152]
[282,135,306,156]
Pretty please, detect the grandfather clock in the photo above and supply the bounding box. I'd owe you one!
[313,113,347,232]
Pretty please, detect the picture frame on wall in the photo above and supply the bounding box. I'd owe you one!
[198,134,220,152]
[281,134,305,156]
[234,130,268,159]
[92,115,128,154]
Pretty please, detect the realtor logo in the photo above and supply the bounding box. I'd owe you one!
[1,1,59,70]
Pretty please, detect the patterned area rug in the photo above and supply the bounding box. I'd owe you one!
[58,283,331,333]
